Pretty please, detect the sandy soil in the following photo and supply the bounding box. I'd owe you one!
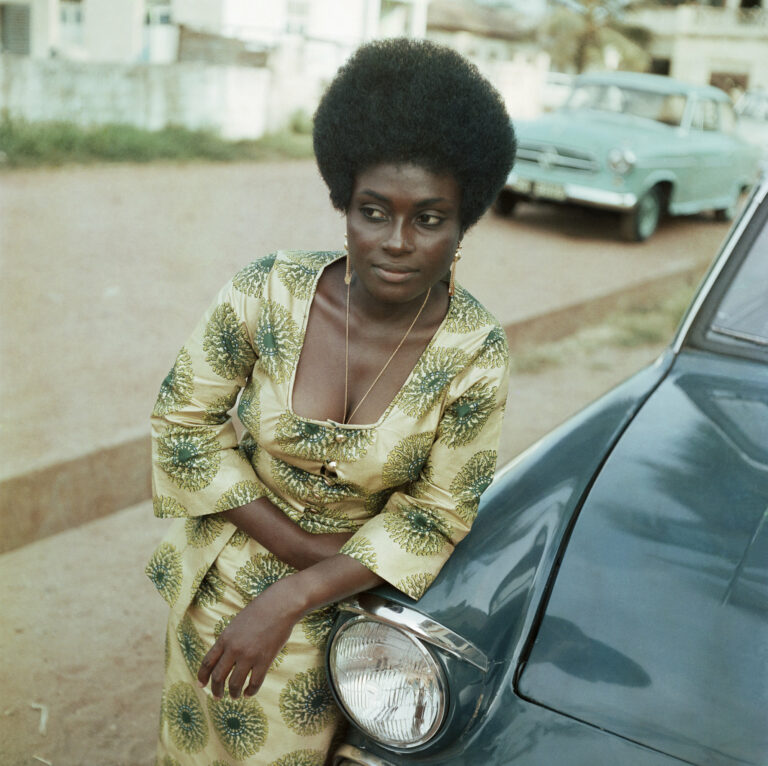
[0,160,727,765]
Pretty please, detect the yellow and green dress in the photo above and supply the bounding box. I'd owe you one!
[147,250,510,765]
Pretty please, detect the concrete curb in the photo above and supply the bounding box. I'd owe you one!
[0,261,706,554]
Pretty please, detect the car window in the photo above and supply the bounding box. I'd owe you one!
[566,83,686,126]
[719,102,737,134]
[708,219,768,348]
[690,99,720,131]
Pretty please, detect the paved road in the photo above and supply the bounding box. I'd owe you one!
[0,161,730,548]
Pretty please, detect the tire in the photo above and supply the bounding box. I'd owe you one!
[620,187,662,242]
[493,190,519,217]
[714,200,737,222]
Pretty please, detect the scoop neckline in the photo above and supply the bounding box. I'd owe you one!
[285,251,456,430]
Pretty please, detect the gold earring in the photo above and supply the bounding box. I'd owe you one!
[448,244,462,296]
[344,233,352,285]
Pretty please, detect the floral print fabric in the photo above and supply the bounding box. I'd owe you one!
[148,250,509,763]
[148,249,509,610]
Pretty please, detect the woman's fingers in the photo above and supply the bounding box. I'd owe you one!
[227,662,251,699]
[209,653,234,699]
[244,669,266,698]
[198,640,225,688]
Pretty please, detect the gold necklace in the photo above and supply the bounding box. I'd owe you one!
[343,280,432,425]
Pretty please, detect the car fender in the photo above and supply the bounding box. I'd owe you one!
[328,352,676,758]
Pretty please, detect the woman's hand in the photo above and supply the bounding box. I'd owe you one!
[197,579,303,699]
[198,553,384,699]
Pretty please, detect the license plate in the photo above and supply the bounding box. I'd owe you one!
[512,177,532,194]
[533,182,566,201]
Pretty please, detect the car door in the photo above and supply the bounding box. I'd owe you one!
[684,96,740,209]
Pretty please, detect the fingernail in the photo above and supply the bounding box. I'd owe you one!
[197,681,204,688]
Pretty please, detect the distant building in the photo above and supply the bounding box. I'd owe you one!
[626,0,768,94]
[426,0,533,61]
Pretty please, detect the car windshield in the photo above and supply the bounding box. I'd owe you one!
[708,212,768,349]
[566,83,687,126]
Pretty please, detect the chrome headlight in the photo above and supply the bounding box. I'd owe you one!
[607,147,637,175]
[329,617,447,749]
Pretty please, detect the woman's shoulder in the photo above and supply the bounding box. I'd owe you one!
[443,285,504,339]
[230,250,344,300]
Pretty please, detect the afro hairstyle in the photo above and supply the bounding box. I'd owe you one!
[313,38,516,232]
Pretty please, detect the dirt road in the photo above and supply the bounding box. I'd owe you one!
[0,161,732,765]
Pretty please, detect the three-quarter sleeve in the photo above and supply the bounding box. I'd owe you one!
[339,325,510,600]
[150,270,268,520]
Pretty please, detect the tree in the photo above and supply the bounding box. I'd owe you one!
[540,0,653,73]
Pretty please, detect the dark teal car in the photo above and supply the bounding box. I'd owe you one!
[327,178,768,765]
[495,71,760,241]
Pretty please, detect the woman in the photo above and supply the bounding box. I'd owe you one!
[147,38,516,765]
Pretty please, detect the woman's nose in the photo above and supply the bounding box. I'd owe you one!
[382,219,413,253]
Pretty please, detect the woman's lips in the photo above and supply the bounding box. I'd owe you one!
[372,265,416,283]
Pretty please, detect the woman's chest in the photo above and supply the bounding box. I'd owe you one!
[239,371,443,495]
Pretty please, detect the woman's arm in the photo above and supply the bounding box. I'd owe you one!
[197,553,383,699]
[222,499,354,570]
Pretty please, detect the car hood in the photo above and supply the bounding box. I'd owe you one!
[515,109,681,155]
[366,357,673,662]
[518,349,768,766]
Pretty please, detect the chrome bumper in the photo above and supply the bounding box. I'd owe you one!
[334,743,396,766]
[507,172,638,211]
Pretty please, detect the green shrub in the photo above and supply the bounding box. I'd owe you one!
[0,113,314,168]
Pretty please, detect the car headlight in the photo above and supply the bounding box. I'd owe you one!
[607,147,636,174]
[329,617,447,749]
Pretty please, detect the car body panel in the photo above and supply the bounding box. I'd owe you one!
[364,356,674,666]
[341,688,692,766]
[517,351,768,766]
[503,72,760,228]
[330,181,768,766]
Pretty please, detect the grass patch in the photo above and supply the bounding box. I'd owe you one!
[511,284,696,374]
[0,114,315,168]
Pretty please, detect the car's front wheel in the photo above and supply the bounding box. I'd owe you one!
[493,189,520,217]
[621,187,662,242]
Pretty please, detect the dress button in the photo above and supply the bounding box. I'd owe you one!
[335,432,347,444]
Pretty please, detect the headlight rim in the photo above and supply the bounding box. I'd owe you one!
[328,615,449,751]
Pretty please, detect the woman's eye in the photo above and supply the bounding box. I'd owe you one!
[417,213,443,226]
[361,206,386,221]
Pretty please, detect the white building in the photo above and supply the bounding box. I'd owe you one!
[626,0,768,94]
[0,0,431,138]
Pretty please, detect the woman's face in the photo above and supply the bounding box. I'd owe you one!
[346,163,462,306]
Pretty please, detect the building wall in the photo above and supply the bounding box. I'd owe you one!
[671,36,768,91]
[83,0,144,62]
[0,0,56,57]
[627,4,768,91]
[0,54,271,139]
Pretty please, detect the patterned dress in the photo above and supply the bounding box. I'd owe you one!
[147,250,510,765]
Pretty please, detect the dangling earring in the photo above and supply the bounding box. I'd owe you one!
[448,244,462,296]
[344,233,352,286]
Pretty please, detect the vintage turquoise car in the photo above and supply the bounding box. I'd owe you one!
[327,177,768,765]
[495,71,761,241]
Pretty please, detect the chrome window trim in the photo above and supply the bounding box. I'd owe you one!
[672,178,768,355]
[333,743,396,766]
[338,592,489,672]
[330,616,449,749]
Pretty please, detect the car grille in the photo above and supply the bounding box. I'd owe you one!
[517,142,599,173]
